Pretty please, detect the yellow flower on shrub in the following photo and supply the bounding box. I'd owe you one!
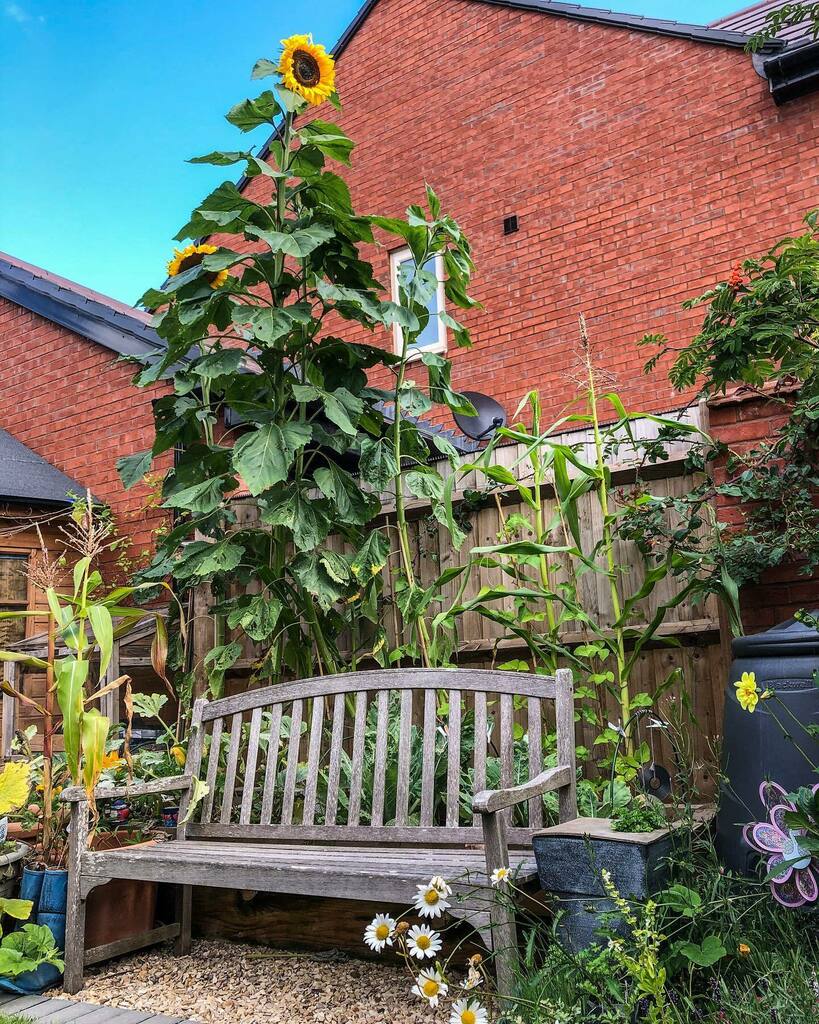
[171,745,187,768]
[735,671,759,713]
[167,243,229,290]
[277,34,335,106]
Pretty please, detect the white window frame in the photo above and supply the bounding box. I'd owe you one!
[389,246,447,359]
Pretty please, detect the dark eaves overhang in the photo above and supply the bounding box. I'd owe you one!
[761,37,819,104]
[0,254,166,362]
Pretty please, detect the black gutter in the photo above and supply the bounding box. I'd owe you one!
[764,38,819,103]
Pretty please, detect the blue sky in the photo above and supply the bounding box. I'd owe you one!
[1,0,741,305]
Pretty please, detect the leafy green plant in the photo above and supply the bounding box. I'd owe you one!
[443,317,739,776]
[643,211,819,588]
[610,797,667,834]
[123,38,476,690]
[0,922,64,980]
[0,499,174,859]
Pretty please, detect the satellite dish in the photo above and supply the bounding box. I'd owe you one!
[453,391,507,441]
[637,762,673,802]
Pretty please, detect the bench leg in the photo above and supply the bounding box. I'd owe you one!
[64,893,87,994]
[480,810,519,998]
[175,885,192,955]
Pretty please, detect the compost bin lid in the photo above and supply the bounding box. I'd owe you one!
[732,612,819,658]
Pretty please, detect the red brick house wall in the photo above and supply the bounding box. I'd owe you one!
[216,0,819,428]
[0,296,169,571]
[211,0,819,632]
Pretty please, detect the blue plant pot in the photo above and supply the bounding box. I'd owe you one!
[0,866,67,993]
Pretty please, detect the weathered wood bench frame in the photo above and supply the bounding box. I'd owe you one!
[63,668,576,995]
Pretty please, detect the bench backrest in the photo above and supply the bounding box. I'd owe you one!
[182,667,575,847]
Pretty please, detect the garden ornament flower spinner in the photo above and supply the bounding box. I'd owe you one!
[743,780,819,907]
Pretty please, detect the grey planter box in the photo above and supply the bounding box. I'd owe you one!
[532,815,701,951]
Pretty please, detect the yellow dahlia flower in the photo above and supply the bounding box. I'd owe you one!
[277,34,335,106]
[734,670,759,713]
[167,243,229,290]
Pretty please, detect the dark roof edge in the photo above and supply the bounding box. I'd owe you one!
[472,0,759,47]
[0,257,164,361]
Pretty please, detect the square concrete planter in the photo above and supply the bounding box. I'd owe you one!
[532,811,711,950]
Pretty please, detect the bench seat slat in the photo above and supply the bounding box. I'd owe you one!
[260,703,283,826]
[302,697,324,826]
[220,713,243,825]
[347,691,367,826]
[420,689,436,827]
[500,693,513,827]
[281,699,303,826]
[395,689,412,827]
[446,689,461,828]
[200,717,222,824]
[473,691,487,826]
[240,707,263,826]
[79,842,538,901]
[370,690,390,827]
[527,697,543,829]
[324,693,345,826]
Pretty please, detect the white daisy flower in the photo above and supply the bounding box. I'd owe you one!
[363,913,395,952]
[414,881,451,918]
[450,997,488,1024]
[490,866,511,887]
[430,874,452,896]
[406,923,442,960]
[412,968,448,1007]
[462,965,483,990]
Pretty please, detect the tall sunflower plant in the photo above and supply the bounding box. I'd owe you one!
[121,35,477,689]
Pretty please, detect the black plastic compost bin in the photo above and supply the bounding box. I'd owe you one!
[716,614,819,873]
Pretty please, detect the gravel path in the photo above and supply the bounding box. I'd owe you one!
[54,940,441,1024]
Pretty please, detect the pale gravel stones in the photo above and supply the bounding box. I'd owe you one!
[52,939,435,1024]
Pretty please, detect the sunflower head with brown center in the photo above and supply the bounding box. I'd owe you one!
[277,34,335,106]
[167,243,229,290]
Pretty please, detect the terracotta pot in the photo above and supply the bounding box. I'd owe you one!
[84,832,158,949]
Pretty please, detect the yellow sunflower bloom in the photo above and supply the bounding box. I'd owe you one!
[277,34,335,106]
[734,671,759,713]
[166,243,229,290]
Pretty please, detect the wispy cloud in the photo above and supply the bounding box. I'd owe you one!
[3,3,44,23]
[4,3,28,21]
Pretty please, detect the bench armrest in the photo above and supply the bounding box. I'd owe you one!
[473,765,572,815]
[60,774,193,804]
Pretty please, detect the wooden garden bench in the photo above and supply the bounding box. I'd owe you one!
[62,668,576,994]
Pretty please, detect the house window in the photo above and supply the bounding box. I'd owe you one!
[389,247,447,357]
[0,554,28,647]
